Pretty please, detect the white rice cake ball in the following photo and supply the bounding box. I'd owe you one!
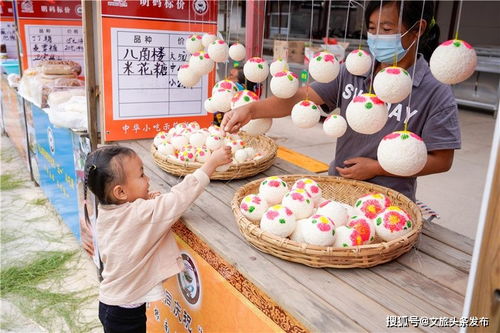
[234,149,248,163]
[270,58,289,76]
[291,100,321,128]
[374,206,413,241]
[229,42,246,61]
[157,141,175,157]
[341,202,360,218]
[258,176,289,205]
[231,90,259,109]
[171,134,189,150]
[241,118,273,136]
[430,39,477,85]
[316,200,348,226]
[309,52,340,83]
[189,131,207,148]
[270,71,299,99]
[153,131,169,147]
[323,114,347,138]
[346,93,388,134]
[289,218,308,243]
[373,66,412,103]
[208,124,222,136]
[226,138,245,154]
[195,146,211,163]
[282,188,314,220]
[205,134,224,151]
[243,57,269,83]
[377,131,427,177]
[177,64,200,88]
[189,51,214,75]
[207,39,229,63]
[347,215,376,244]
[211,88,235,112]
[187,121,200,131]
[212,79,239,95]
[186,34,203,53]
[204,98,217,113]
[345,49,372,76]
[177,144,196,163]
[243,147,256,159]
[240,194,268,222]
[332,226,362,248]
[201,33,217,48]
[354,193,391,219]
[302,214,336,246]
[291,178,322,206]
[260,204,296,238]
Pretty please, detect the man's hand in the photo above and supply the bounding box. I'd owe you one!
[335,157,383,180]
[220,104,253,135]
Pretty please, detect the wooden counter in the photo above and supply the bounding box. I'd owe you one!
[122,139,473,332]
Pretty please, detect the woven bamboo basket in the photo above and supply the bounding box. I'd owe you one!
[231,175,423,268]
[151,134,278,180]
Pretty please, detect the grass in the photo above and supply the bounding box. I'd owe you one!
[29,198,48,206]
[0,174,25,191]
[0,229,22,244]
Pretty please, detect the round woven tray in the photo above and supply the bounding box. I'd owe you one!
[231,175,423,268]
[151,134,278,180]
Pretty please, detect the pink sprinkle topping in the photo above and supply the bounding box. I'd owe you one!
[275,71,287,77]
[442,40,454,46]
[240,202,248,211]
[317,223,331,232]
[370,96,384,105]
[251,196,261,204]
[300,100,311,107]
[290,192,304,202]
[266,210,279,220]
[324,54,335,63]
[285,207,293,216]
[249,57,264,63]
[180,64,189,69]
[217,39,225,44]
[220,81,233,90]
[295,181,305,189]
[319,200,331,208]
[462,40,473,49]
[310,185,319,194]
[410,132,423,141]
[268,180,281,187]
[386,67,401,75]
[353,96,366,103]
[384,132,400,140]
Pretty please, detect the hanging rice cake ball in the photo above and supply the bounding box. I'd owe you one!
[374,206,413,241]
[291,100,321,128]
[377,131,427,177]
[195,146,211,163]
[201,33,217,48]
[212,79,239,95]
[260,204,296,238]
[205,134,224,151]
[243,147,256,159]
[430,39,477,85]
[316,200,348,226]
[302,214,336,246]
[153,131,169,147]
[373,66,412,103]
[282,188,314,220]
[345,49,372,76]
[309,52,340,83]
[204,97,217,113]
[323,114,347,138]
[211,88,235,112]
[354,193,391,219]
[186,34,203,53]
[189,131,207,148]
[291,178,322,206]
[270,58,289,76]
[208,39,229,63]
[243,57,269,83]
[177,64,200,88]
[171,134,189,150]
[240,118,273,136]
[189,51,214,75]
[289,218,308,243]
[177,144,196,163]
[240,194,268,222]
[157,141,175,157]
[333,226,364,247]
[346,93,388,134]
[234,149,248,163]
[347,215,376,244]
[229,42,246,61]
[231,90,259,109]
[259,176,289,205]
[270,71,299,99]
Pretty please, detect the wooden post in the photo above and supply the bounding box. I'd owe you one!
[245,0,266,58]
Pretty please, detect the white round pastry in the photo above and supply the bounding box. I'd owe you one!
[187,122,200,131]
[195,145,211,163]
[201,33,217,48]
[260,204,296,238]
[189,51,214,75]
[170,134,189,150]
[374,206,413,241]
[354,193,391,220]
[207,39,229,63]
[205,134,224,151]
[291,178,322,206]
[345,93,388,135]
[258,176,289,206]
[177,64,200,88]
[240,118,273,136]
[153,131,169,147]
[270,71,299,99]
[240,194,269,222]
[289,218,308,243]
[291,100,321,129]
[231,90,259,109]
[309,52,340,83]
[270,58,289,76]
[208,124,222,136]
[186,34,203,53]
[226,138,245,154]
[323,114,347,138]
[341,203,359,218]
[302,214,336,246]
[345,49,372,76]
[316,200,348,226]
[212,79,239,95]
[282,188,314,220]
[377,131,427,177]
[332,226,362,247]
[234,149,248,163]
[373,66,412,103]
[189,131,206,148]
[157,141,175,157]
[229,42,246,61]
[211,88,235,112]
[347,215,376,244]
[430,39,477,85]
[243,57,269,83]
[204,98,217,113]
[243,147,256,159]
[177,144,196,163]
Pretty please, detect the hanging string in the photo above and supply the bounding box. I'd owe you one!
[224,0,235,78]
[357,0,366,50]
[306,0,315,100]
[454,0,463,40]
[285,0,292,60]
[334,0,352,109]
[393,0,404,67]
[260,0,268,58]
[325,0,332,43]
[367,0,383,94]
[404,0,425,131]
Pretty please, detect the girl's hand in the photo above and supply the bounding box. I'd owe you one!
[79,218,94,257]
[335,157,383,180]
[148,191,161,199]
[201,146,233,176]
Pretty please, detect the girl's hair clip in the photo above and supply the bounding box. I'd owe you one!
[89,164,97,171]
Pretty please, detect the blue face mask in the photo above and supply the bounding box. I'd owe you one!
[367,25,417,63]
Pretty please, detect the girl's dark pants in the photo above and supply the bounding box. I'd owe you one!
[99,301,146,333]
